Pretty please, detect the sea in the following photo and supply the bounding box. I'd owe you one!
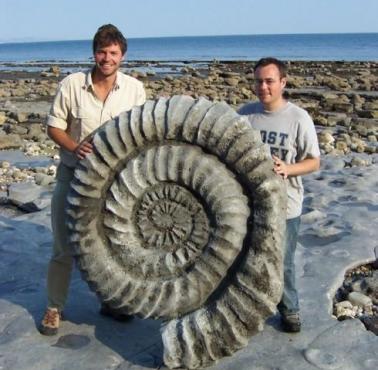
[0,33,377,71]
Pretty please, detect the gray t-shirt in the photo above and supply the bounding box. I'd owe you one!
[238,101,320,219]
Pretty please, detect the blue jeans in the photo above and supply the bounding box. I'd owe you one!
[277,216,301,315]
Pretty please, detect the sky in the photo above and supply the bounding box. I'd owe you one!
[1,0,378,43]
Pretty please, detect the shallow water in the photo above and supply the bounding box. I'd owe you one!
[0,150,53,168]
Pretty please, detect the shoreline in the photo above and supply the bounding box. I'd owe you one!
[0,59,377,192]
[0,59,377,76]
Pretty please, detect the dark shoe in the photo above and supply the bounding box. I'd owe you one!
[39,308,61,336]
[281,313,301,333]
[100,303,134,322]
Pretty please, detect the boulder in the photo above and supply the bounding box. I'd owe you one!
[0,133,23,150]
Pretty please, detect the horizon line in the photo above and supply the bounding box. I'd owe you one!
[1,31,377,45]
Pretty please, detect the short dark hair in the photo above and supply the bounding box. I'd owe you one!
[92,24,127,55]
[254,57,287,78]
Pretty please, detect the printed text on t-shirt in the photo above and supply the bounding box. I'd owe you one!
[260,130,289,160]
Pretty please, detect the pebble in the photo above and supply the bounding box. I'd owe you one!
[34,173,55,186]
[348,292,373,308]
[334,301,355,319]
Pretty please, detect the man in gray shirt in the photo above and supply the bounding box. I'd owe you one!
[238,57,320,332]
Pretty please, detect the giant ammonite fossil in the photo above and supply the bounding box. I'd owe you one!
[66,95,286,369]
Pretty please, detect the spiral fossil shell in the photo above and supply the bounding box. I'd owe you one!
[66,95,286,369]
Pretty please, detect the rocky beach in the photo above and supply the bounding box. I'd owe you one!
[1,60,378,174]
[0,60,377,369]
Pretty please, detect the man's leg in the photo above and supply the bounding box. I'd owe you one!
[277,216,301,332]
[47,177,74,310]
[40,164,74,335]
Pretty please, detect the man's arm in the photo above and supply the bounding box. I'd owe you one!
[272,155,320,179]
[47,126,93,160]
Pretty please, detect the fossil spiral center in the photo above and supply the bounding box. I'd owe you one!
[136,183,209,251]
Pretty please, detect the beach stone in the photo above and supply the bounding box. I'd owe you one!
[338,133,352,146]
[11,112,29,123]
[318,130,335,146]
[19,197,51,212]
[350,156,369,167]
[36,132,50,144]
[34,166,48,174]
[11,87,25,97]
[8,182,44,205]
[48,66,60,76]
[348,292,372,308]
[321,144,334,154]
[333,103,353,113]
[26,123,43,139]
[8,125,28,136]
[334,301,355,319]
[0,89,11,98]
[34,173,55,186]
[323,112,350,127]
[350,138,366,153]
[0,133,23,150]
[354,125,369,136]
[335,141,349,153]
[356,110,378,119]
[219,71,240,78]
[287,75,306,88]
[360,316,378,335]
[363,101,378,110]
[365,143,378,154]
[325,76,352,91]
[47,165,57,176]
[224,77,240,86]
[314,115,329,126]
[1,161,11,169]
[321,92,339,102]
[24,142,43,156]
[0,111,6,125]
[363,275,378,295]
[352,93,365,106]
[3,117,17,126]
[240,87,253,99]
[351,280,363,293]
[11,168,27,181]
